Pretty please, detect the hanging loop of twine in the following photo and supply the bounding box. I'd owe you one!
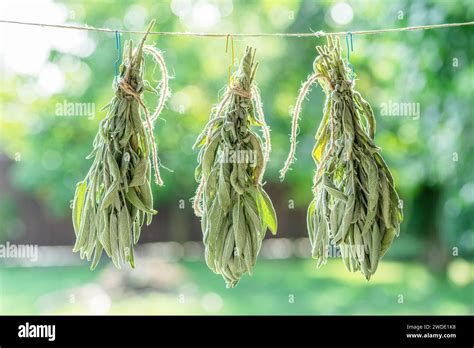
[280,72,333,180]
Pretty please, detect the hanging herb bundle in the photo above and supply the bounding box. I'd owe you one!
[193,47,277,288]
[281,37,403,279]
[72,20,170,269]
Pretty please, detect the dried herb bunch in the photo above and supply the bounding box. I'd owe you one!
[193,47,277,288]
[282,37,403,279]
[72,21,170,269]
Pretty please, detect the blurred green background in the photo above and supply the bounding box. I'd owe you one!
[0,0,472,314]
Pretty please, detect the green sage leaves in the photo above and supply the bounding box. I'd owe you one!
[72,21,169,270]
[281,36,403,280]
[306,37,403,279]
[193,47,277,288]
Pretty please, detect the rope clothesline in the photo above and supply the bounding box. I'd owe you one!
[0,19,473,38]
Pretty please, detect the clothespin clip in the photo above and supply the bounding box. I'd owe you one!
[345,32,355,81]
[225,34,235,87]
[114,30,122,82]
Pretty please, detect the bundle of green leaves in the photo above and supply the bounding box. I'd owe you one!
[193,47,277,287]
[310,37,403,279]
[281,37,403,279]
[72,21,169,269]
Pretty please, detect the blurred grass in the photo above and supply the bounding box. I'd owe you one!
[0,259,472,315]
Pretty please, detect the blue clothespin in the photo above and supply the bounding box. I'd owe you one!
[114,30,122,81]
[345,32,355,81]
